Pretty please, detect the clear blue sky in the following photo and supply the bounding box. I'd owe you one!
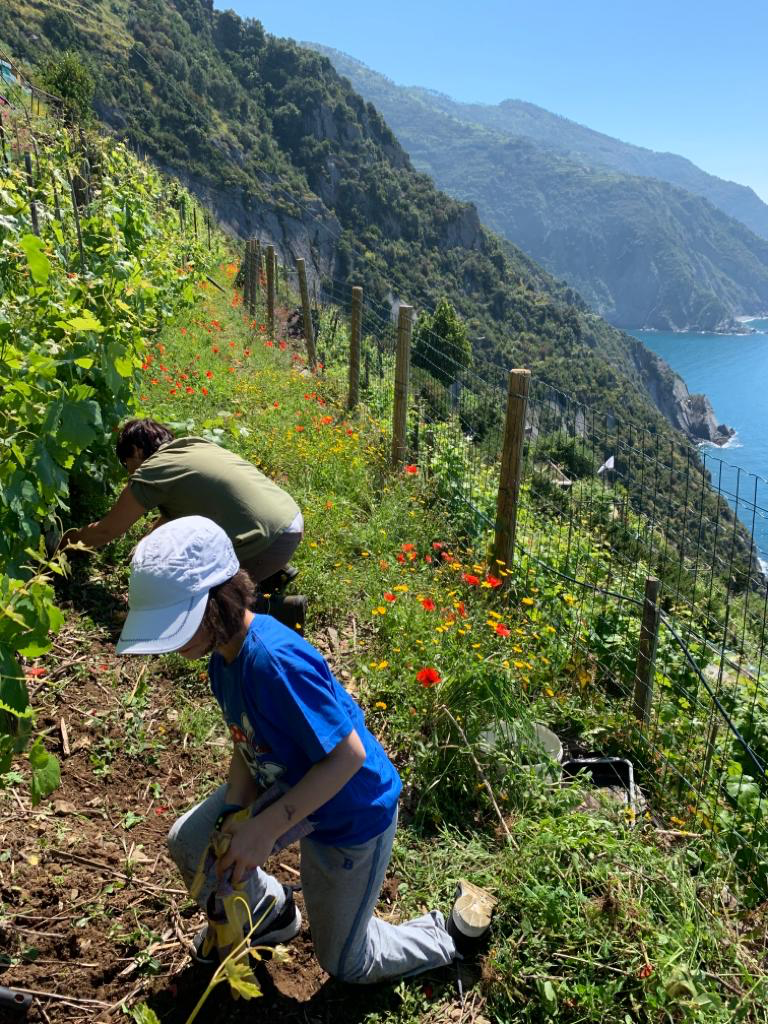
[218,0,768,202]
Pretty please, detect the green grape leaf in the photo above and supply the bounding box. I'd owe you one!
[60,400,102,447]
[66,310,105,333]
[28,738,60,805]
[20,234,51,285]
[129,1006,161,1024]
[223,959,263,1001]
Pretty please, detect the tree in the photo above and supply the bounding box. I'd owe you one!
[412,298,472,386]
[41,52,94,123]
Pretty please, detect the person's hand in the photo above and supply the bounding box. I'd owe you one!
[217,814,277,885]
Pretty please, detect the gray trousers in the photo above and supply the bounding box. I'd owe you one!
[239,512,304,584]
[167,784,456,984]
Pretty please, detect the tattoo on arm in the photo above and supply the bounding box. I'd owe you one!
[283,802,296,823]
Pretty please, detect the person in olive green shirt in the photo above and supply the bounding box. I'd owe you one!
[62,419,304,599]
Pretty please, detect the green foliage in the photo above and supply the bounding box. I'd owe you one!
[412,297,471,386]
[41,51,95,121]
[0,101,215,792]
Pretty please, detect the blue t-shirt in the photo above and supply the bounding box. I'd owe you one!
[208,615,401,846]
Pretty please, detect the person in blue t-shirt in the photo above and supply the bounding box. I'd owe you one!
[116,516,493,984]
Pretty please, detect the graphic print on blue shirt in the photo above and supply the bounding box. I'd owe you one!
[227,714,286,789]
[209,615,401,846]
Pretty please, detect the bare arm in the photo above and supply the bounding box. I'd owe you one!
[219,730,366,882]
[60,484,147,551]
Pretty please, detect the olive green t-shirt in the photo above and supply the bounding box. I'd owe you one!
[129,437,299,561]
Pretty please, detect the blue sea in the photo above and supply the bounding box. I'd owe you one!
[631,320,768,562]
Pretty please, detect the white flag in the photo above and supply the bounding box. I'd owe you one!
[597,455,615,476]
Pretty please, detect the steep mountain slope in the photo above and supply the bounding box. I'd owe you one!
[313,45,768,330]
[0,0,728,442]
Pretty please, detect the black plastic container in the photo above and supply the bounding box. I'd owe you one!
[561,756,636,816]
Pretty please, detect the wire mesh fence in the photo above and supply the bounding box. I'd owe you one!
[258,261,768,894]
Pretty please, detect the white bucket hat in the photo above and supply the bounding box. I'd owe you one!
[117,516,240,655]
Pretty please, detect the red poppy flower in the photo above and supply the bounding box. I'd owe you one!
[180,327,187,336]
[416,667,441,687]
[321,416,333,425]
[384,593,396,602]
[273,401,280,408]
[169,388,177,395]
[244,348,251,356]
[402,543,416,552]
[157,344,165,354]
[229,341,235,348]
[259,324,266,332]
[201,387,209,396]
[296,425,305,432]
[421,598,436,612]
[494,623,511,637]
[424,554,433,564]
[396,553,406,564]
[486,575,502,588]
[186,386,194,394]
[24,667,47,678]
[279,340,287,350]
[212,346,219,354]
[404,464,419,475]
[432,541,445,550]
[151,378,159,385]
[456,601,467,618]
[266,340,274,347]
[462,574,480,586]
[206,370,213,379]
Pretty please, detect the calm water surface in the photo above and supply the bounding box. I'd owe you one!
[631,320,768,560]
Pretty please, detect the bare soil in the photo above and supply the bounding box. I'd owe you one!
[0,589,465,1024]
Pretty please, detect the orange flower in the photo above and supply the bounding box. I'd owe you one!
[416,667,441,687]
[402,543,416,552]
[486,575,502,588]
[384,592,396,602]
[206,370,213,379]
[462,573,480,586]
[421,598,436,612]
[494,623,511,637]
[201,386,209,396]
[212,346,219,354]
[404,464,419,475]
[296,425,305,432]
[266,341,274,348]
[186,386,195,394]
[321,416,333,425]
[456,601,467,618]
[180,327,187,336]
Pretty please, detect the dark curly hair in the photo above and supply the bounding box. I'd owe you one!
[200,570,255,649]
[116,418,174,464]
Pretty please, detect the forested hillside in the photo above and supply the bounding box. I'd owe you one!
[314,45,768,331]
[1,0,731,439]
[332,55,768,240]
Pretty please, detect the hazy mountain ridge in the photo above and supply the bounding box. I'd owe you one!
[313,44,768,330]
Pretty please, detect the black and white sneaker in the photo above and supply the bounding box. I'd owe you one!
[446,880,496,957]
[192,885,302,965]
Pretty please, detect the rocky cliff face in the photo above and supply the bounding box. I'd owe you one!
[631,341,734,445]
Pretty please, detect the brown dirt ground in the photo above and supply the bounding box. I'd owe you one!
[0,589,472,1024]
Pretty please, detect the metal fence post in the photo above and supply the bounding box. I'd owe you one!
[391,305,413,468]
[348,285,362,409]
[492,369,530,575]
[633,577,661,729]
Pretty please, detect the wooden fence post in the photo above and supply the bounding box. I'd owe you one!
[255,241,262,290]
[24,153,39,235]
[492,369,531,574]
[51,172,61,222]
[296,258,317,368]
[348,285,362,409]
[633,577,661,729]
[0,121,7,168]
[251,238,260,316]
[67,170,86,272]
[391,304,413,468]
[243,239,252,312]
[266,244,276,340]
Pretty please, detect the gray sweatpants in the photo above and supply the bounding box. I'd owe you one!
[167,784,456,983]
